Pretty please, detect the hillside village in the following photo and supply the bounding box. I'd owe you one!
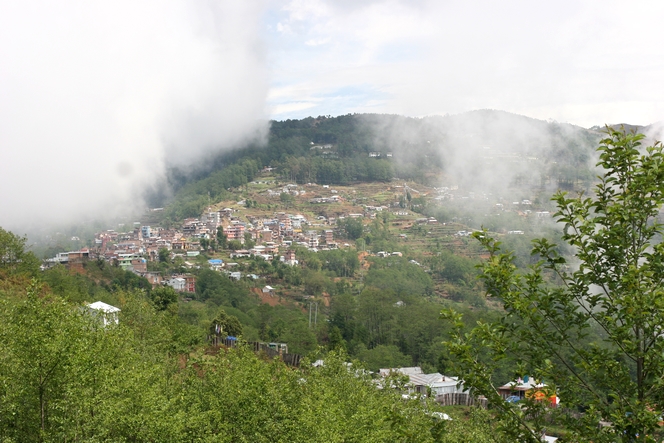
[42,165,555,303]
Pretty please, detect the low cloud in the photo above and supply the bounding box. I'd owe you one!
[0,0,268,233]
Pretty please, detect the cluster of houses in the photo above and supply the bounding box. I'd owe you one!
[41,206,346,292]
[380,366,558,409]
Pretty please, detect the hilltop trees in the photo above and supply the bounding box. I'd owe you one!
[445,130,664,442]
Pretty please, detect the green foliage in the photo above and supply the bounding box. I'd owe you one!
[42,264,99,303]
[319,248,359,277]
[243,232,255,249]
[196,269,252,309]
[365,256,434,297]
[434,408,497,443]
[0,252,498,441]
[209,307,243,337]
[158,247,170,263]
[216,226,227,249]
[356,287,400,348]
[150,285,178,311]
[303,269,329,295]
[0,226,40,277]
[355,344,412,371]
[340,217,364,240]
[444,130,664,442]
[427,251,477,285]
[0,284,176,441]
[227,239,242,250]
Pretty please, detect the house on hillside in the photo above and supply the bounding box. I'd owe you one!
[379,367,466,398]
[282,249,298,266]
[165,277,185,292]
[498,377,558,406]
[208,259,224,271]
[408,373,464,397]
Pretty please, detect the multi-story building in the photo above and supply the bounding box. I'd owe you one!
[307,231,319,249]
[224,225,245,243]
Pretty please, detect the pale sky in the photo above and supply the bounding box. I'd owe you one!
[1,0,662,231]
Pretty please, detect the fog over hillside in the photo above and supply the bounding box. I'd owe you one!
[353,111,602,193]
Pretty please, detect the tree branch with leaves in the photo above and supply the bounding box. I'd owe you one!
[443,129,664,442]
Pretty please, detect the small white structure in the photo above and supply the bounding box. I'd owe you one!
[165,277,186,291]
[379,366,466,397]
[87,301,120,326]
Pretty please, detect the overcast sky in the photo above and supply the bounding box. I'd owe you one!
[1,0,663,231]
[265,0,664,126]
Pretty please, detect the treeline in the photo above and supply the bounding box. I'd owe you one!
[163,158,262,221]
[279,155,393,184]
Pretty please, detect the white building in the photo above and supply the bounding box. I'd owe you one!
[87,301,121,326]
[165,277,186,291]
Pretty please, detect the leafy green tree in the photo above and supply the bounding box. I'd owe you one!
[0,227,40,277]
[279,320,318,355]
[150,285,178,311]
[355,344,411,371]
[427,251,477,284]
[340,217,364,240]
[42,264,97,303]
[210,308,243,337]
[280,192,295,207]
[243,232,255,249]
[328,326,346,351]
[320,249,359,277]
[227,240,242,250]
[444,130,664,442]
[158,247,170,263]
[303,269,328,294]
[365,256,433,297]
[356,287,399,348]
[196,269,253,310]
[216,226,227,249]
